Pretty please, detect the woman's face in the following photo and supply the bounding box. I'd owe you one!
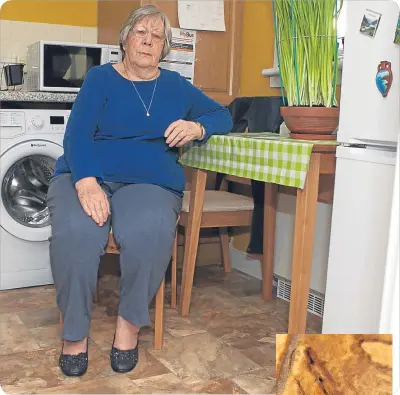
[124,16,165,69]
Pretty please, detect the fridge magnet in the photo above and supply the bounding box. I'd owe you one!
[394,13,400,44]
[360,9,382,38]
[376,61,393,98]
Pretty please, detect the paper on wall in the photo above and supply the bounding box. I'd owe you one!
[159,28,196,83]
[177,0,226,32]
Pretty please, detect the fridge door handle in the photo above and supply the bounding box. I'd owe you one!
[349,138,398,149]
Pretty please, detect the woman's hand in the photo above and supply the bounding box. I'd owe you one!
[164,120,203,147]
[75,177,110,226]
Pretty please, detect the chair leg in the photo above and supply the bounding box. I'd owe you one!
[154,278,165,350]
[219,227,232,273]
[93,276,100,304]
[171,232,178,309]
[59,312,63,341]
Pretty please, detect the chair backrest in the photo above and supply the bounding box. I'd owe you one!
[227,96,285,134]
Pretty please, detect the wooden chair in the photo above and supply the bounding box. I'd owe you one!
[59,232,177,350]
[171,173,254,308]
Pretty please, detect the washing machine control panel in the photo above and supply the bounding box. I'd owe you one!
[0,109,70,139]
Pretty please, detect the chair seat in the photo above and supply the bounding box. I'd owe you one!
[182,190,254,213]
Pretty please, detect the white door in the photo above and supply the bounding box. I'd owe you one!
[322,146,396,333]
[0,140,62,242]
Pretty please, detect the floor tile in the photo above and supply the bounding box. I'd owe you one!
[240,294,322,334]
[17,307,60,329]
[188,286,262,319]
[30,376,140,394]
[157,308,208,338]
[88,316,117,351]
[92,288,120,318]
[240,294,290,315]
[148,332,260,385]
[200,312,287,350]
[0,287,56,315]
[233,368,276,395]
[0,313,40,356]
[218,278,263,298]
[193,266,253,288]
[191,378,248,394]
[131,373,193,394]
[240,343,276,369]
[0,341,114,394]
[124,347,172,381]
[29,325,62,349]
[136,323,174,347]
[0,264,323,394]
[97,274,120,292]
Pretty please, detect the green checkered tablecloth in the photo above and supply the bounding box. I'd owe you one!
[180,133,338,189]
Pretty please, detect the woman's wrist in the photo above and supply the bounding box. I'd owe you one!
[194,122,205,140]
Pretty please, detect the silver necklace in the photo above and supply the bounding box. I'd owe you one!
[131,77,158,117]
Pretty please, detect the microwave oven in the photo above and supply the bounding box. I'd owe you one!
[25,40,122,93]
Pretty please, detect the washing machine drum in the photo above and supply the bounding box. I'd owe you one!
[0,141,62,242]
[2,155,55,227]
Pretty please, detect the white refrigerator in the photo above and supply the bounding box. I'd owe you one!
[322,0,399,334]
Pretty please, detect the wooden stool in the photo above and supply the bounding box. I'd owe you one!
[59,232,178,350]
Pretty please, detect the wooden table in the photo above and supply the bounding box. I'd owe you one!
[178,144,336,334]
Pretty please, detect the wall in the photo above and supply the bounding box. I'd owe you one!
[240,1,280,97]
[0,0,279,96]
[0,0,97,66]
[0,0,97,27]
[240,1,342,102]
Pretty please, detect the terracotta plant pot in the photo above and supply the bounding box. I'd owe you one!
[280,106,340,140]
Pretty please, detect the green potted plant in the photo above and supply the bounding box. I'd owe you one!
[273,0,342,140]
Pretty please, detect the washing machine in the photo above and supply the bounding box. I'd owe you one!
[0,106,70,290]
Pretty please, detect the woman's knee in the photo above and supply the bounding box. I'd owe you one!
[114,210,175,251]
[51,208,110,254]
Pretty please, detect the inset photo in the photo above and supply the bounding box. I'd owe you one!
[276,334,392,395]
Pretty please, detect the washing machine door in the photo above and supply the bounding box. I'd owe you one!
[0,140,63,242]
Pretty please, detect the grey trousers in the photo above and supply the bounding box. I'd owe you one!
[47,174,182,341]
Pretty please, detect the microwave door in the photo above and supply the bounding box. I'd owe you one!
[42,44,102,92]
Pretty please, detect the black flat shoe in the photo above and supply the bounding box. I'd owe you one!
[110,335,139,373]
[59,339,88,377]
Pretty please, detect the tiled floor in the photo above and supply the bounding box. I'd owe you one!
[0,257,322,394]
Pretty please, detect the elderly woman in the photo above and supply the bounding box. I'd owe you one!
[47,5,232,377]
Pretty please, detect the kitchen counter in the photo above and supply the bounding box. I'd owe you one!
[0,91,77,103]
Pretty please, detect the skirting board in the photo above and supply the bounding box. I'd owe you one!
[229,243,278,287]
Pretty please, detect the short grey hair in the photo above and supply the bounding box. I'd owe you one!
[119,5,172,61]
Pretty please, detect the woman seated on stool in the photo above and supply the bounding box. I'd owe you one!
[47,4,232,377]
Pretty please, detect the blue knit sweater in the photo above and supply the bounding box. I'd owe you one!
[54,63,233,195]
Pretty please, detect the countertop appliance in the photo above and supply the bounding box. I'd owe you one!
[322,0,399,333]
[25,40,121,93]
[0,105,70,290]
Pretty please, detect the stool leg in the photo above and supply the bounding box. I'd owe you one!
[219,227,231,273]
[154,278,165,350]
[171,232,178,309]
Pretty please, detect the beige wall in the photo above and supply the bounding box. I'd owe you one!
[0,20,97,65]
[0,0,98,78]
